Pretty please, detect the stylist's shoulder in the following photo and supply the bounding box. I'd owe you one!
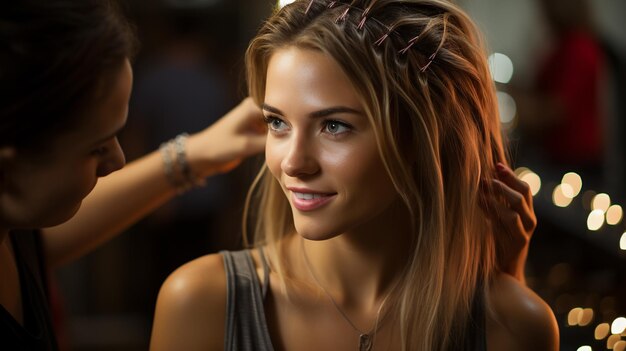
[150,253,227,351]
[487,273,559,351]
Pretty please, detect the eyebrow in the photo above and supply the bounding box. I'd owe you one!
[262,103,362,118]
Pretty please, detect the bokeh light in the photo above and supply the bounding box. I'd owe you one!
[488,52,514,84]
[606,205,623,225]
[612,317,626,334]
[578,308,594,326]
[553,184,574,207]
[278,0,296,7]
[596,323,610,340]
[608,334,621,349]
[592,193,611,213]
[496,91,517,125]
[519,170,541,196]
[569,307,583,326]
[561,172,583,197]
[620,232,626,251]
[587,210,605,231]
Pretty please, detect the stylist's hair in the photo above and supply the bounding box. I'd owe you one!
[0,0,137,150]
[245,0,507,350]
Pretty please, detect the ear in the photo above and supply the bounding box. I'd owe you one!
[0,146,17,192]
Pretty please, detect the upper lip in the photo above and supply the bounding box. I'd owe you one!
[286,186,336,195]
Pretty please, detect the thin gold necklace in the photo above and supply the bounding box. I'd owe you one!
[301,238,393,351]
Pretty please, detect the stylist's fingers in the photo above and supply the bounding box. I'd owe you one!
[234,98,265,131]
[496,162,533,207]
[480,193,529,245]
[232,98,267,156]
[490,178,536,232]
[187,98,267,176]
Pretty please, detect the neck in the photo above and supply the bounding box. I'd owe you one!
[300,200,412,309]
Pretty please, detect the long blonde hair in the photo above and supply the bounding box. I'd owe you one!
[244,1,507,349]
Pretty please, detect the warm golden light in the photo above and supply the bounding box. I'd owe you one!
[519,171,541,196]
[562,172,583,197]
[606,205,623,225]
[278,0,296,7]
[561,183,575,198]
[592,193,611,212]
[579,308,594,326]
[615,341,626,351]
[620,232,626,251]
[612,317,626,334]
[514,167,530,177]
[569,308,583,326]
[608,334,621,349]
[596,323,611,340]
[553,184,574,207]
[587,210,605,231]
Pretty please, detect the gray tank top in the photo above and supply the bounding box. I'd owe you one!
[222,249,274,351]
[221,249,487,351]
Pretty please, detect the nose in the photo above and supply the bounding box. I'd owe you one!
[281,132,319,178]
[96,138,126,177]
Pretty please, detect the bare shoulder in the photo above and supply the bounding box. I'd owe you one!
[486,273,559,351]
[150,253,227,351]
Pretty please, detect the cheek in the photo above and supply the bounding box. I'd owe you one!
[324,140,383,184]
[340,146,396,203]
[59,159,99,201]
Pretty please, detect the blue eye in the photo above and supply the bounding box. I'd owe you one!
[264,116,289,133]
[324,120,351,135]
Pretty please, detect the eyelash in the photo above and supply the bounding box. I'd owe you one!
[263,116,288,133]
[263,115,353,137]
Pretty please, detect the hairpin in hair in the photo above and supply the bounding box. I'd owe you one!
[419,52,436,72]
[398,34,419,55]
[299,0,445,73]
[336,6,351,23]
[418,15,449,72]
[374,29,392,46]
[357,16,368,29]
[305,0,315,14]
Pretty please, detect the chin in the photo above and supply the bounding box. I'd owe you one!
[43,201,83,228]
[294,218,343,241]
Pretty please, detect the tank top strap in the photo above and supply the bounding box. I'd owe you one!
[257,247,270,298]
[221,250,274,351]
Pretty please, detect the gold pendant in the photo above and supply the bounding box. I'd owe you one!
[359,334,373,351]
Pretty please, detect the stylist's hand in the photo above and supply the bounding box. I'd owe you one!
[480,162,536,284]
[186,97,267,176]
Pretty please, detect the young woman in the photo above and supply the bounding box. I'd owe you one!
[150,0,558,350]
[0,1,265,349]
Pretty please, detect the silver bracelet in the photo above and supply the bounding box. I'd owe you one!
[159,140,178,188]
[161,133,206,193]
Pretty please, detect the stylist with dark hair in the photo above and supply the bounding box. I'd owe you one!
[0,1,265,349]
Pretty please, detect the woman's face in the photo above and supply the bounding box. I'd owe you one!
[263,47,398,240]
[0,59,132,229]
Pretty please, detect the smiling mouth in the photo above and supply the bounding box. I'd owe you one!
[290,191,337,211]
[293,192,327,200]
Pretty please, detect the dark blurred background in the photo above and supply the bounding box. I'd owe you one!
[52,0,626,350]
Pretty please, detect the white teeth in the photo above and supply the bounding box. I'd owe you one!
[294,192,324,200]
